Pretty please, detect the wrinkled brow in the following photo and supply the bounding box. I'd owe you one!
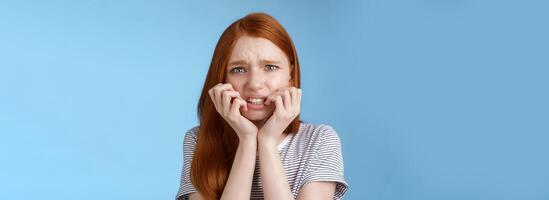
[227,59,282,66]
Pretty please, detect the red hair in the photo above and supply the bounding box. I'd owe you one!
[190,12,301,200]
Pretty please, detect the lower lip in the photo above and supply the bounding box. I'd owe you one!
[247,102,266,110]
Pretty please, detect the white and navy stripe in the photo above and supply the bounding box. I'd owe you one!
[176,122,349,200]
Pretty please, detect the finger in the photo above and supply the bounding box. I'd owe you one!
[222,90,242,114]
[214,83,233,110]
[242,98,248,111]
[275,95,284,113]
[230,98,247,115]
[265,91,279,106]
[283,89,291,110]
[213,83,233,100]
[209,83,222,101]
[208,87,216,108]
[291,87,298,109]
[266,89,282,106]
[210,83,223,99]
[209,85,221,112]
[297,88,302,108]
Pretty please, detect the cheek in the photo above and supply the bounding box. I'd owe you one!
[231,84,244,93]
[225,78,243,90]
[267,74,291,88]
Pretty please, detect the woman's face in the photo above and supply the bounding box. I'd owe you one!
[225,35,292,123]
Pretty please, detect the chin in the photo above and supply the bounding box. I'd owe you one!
[243,110,270,121]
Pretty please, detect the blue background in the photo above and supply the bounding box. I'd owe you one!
[1,0,548,199]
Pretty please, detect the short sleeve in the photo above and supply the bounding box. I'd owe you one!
[175,127,199,200]
[300,125,349,200]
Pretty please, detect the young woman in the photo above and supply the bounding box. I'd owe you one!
[176,12,348,200]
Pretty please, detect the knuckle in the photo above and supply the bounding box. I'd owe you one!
[221,90,232,98]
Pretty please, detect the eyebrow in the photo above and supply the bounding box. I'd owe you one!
[227,59,281,66]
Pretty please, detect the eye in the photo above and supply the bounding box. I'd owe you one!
[265,64,279,71]
[230,66,247,73]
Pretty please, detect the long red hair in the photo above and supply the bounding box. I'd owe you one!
[191,12,301,199]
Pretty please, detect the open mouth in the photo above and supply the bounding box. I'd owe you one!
[246,97,267,105]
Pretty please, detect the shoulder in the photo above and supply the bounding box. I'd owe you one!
[298,122,340,140]
[185,126,200,138]
[296,122,342,148]
[183,125,200,144]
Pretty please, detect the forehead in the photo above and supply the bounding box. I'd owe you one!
[228,36,289,63]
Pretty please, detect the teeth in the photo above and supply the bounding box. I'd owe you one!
[247,98,265,105]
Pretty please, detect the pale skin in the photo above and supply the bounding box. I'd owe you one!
[189,35,336,200]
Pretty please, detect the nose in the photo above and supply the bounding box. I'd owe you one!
[245,68,265,91]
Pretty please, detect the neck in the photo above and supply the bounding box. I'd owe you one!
[252,117,272,129]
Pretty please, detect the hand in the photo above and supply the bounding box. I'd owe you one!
[209,83,258,141]
[259,87,302,144]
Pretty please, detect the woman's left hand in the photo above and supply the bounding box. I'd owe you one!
[258,87,302,145]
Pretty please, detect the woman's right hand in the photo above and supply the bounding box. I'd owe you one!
[208,83,258,141]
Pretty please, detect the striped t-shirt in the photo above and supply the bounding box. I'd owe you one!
[176,122,349,200]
